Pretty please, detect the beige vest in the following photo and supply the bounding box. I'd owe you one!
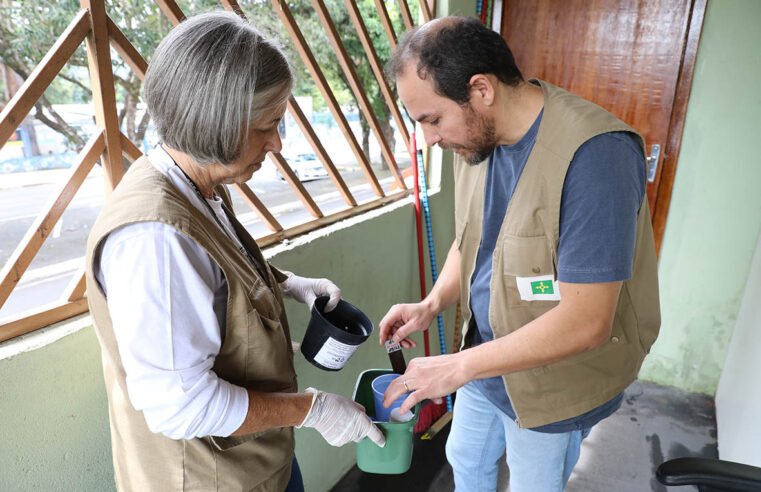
[454,80,661,428]
[85,157,298,491]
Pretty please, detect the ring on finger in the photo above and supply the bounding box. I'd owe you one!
[403,380,410,392]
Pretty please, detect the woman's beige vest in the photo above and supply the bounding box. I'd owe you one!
[454,80,660,428]
[85,157,297,491]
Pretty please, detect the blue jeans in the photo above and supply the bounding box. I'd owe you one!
[284,457,304,492]
[445,383,591,492]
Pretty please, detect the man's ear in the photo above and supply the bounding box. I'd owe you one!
[468,74,496,107]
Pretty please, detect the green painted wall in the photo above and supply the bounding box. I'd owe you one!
[638,0,761,394]
[0,158,456,491]
[0,327,112,491]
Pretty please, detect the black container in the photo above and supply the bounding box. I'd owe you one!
[300,296,373,371]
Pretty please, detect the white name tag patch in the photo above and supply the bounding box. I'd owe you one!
[515,275,561,301]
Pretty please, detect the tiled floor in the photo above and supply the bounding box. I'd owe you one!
[331,380,717,492]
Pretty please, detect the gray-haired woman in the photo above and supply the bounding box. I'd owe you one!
[84,11,383,492]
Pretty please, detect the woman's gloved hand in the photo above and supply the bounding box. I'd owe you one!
[280,273,341,312]
[297,388,385,448]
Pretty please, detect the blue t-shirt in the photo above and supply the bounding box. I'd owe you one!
[469,111,646,433]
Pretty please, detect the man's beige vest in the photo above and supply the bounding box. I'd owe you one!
[85,157,298,491]
[454,80,660,428]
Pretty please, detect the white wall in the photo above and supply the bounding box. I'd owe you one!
[715,228,761,467]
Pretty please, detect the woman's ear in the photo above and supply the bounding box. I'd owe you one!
[468,74,496,107]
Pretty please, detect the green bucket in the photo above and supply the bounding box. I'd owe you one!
[353,369,419,474]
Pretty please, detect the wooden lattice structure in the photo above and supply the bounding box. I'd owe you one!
[0,0,435,342]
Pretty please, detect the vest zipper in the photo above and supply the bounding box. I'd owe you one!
[490,222,523,428]
[503,373,523,426]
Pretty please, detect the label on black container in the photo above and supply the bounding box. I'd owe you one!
[313,337,360,369]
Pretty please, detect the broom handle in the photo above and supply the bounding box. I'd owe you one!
[411,133,431,357]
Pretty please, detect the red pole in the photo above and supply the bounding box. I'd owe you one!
[411,132,431,357]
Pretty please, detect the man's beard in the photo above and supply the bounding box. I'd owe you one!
[451,106,497,166]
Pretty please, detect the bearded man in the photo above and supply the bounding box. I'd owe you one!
[378,16,660,492]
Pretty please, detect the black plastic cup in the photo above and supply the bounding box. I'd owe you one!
[300,296,374,371]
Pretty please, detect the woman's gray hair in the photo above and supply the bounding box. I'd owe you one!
[144,11,294,164]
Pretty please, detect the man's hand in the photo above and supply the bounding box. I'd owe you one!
[379,240,461,348]
[379,301,437,349]
[382,353,470,414]
[281,274,341,312]
[297,388,385,447]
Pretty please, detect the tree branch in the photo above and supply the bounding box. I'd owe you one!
[58,72,92,97]
[34,95,86,151]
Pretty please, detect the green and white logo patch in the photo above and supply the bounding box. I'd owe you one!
[515,275,561,301]
[531,280,554,295]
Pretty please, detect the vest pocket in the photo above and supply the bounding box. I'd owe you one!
[245,308,295,388]
[208,428,274,450]
[247,276,282,321]
[501,235,560,306]
[502,235,555,278]
[204,428,294,490]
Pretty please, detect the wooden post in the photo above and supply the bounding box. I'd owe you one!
[80,0,124,191]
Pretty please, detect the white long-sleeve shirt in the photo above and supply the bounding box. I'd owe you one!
[94,147,249,439]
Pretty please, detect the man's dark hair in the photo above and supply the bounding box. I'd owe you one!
[387,16,523,105]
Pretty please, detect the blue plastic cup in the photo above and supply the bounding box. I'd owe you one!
[371,373,409,422]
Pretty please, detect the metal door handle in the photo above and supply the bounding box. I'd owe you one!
[647,144,661,183]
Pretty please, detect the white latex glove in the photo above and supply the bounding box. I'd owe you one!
[280,273,341,312]
[297,388,385,448]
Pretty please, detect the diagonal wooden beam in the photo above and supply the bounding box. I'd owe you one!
[269,153,323,219]
[120,133,143,162]
[231,183,283,233]
[155,0,185,26]
[219,0,245,16]
[418,0,433,23]
[106,16,148,80]
[0,9,90,149]
[65,267,87,302]
[286,98,356,207]
[309,0,406,190]
[271,0,385,197]
[0,132,105,310]
[374,0,398,51]
[398,0,415,31]
[343,0,410,155]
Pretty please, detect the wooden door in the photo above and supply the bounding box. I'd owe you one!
[501,0,706,253]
